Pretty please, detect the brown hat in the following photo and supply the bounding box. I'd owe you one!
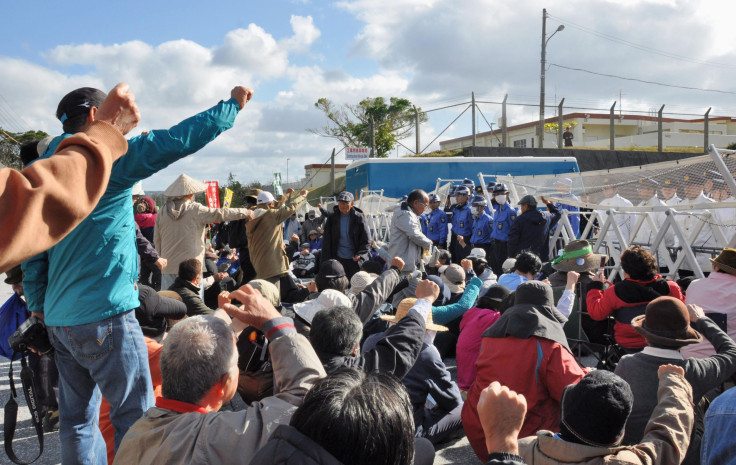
[710,248,736,276]
[163,174,206,197]
[4,266,22,285]
[551,240,606,273]
[632,296,702,348]
[381,298,448,332]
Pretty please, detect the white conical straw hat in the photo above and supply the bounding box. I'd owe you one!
[163,174,206,197]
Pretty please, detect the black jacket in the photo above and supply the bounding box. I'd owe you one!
[321,206,371,264]
[249,425,344,465]
[507,203,560,260]
[168,276,213,317]
[316,310,425,378]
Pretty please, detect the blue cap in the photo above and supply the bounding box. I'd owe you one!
[428,194,440,203]
[337,191,354,202]
[492,183,508,193]
[471,195,487,207]
[486,181,497,190]
[455,186,471,196]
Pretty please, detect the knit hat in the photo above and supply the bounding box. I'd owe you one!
[249,280,281,307]
[381,298,448,332]
[560,370,633,447]
[293,289,352,324]
[631,296,702,348]
[710,248,736,276]
[551,240,606,273]
[441,264,466,294]
[163,174,206,197]
[350,271,377,294]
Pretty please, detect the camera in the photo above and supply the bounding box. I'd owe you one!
[8,316,53,355]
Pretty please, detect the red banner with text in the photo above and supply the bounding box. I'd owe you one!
[205,181,220,209]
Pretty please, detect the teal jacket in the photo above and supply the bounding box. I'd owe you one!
[22,98,241,326]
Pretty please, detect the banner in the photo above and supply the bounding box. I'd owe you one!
[346,147,369,160]
[223,188,233,208]
[205,181,220,208]
[273,172,283,196]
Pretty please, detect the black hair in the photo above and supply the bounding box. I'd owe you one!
[290,369,415,465]
[498,291,516,314]
[314,275,349,294]
[310,306,363,356]
[56,87,107,134]
[178,258,202,282]
[620,246,657,281]
[19,141,40,167]
[471,257,488,276]
[360,260,384,275]
[514,251,542,276]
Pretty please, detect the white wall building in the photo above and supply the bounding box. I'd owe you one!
[439,112,736,151]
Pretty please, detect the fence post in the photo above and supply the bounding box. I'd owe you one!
[704,107,711,153]
[610,101,616,151]
[557,98,564,149]
[657,104,665,152]
[502,94,508,147]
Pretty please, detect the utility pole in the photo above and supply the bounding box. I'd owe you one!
[370,116,375,158]
[610,101,616,151]
[557,98,564,149]
[502,94,508,147]
[657,105,665,152]
[414,106,420,154]
[704,107,711,153]
[330,148,336,194]
[472,91,476,149]
[539,9,564,149]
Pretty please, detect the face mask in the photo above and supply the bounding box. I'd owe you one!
[471,206,481,218]
[495,195,507,205]
[450,197,457,206]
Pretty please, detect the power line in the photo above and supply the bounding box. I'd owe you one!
[547,13,736,70]
[549,63,736,96]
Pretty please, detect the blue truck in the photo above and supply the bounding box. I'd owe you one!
[345,156,579,198]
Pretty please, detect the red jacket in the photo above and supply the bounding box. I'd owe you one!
[462,335,586,461]
[586,277,684,349]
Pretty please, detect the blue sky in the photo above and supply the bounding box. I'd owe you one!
[2,0,736,190]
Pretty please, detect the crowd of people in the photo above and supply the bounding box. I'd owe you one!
[2,83,736,465]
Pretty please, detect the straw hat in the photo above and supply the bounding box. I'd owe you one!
[163,174,206,197]
[381,298,448,331]
[631,296,702,348]
[710,248,736,276]
[551,240,606,273]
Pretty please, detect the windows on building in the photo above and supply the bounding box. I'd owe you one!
[513,139,527,148]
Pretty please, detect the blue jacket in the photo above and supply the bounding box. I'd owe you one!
[22,98,241,326]
[450,203,473,237]
[554,193,580,237]
[420,213,429,237]
[491,203,518,242]
[470,212,494,244]
[426,208,448,242]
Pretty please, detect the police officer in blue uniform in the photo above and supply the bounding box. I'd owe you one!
[426,193,449,248]
[469,195,494,259]
[450,185,473,262]
[489,183,518,276]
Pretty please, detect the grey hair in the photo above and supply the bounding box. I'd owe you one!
[160,315,236,404]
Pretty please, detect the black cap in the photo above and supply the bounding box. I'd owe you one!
[56,87,107,126]
[318,259,346,278]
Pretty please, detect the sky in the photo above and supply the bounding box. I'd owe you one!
[2,0,736,191]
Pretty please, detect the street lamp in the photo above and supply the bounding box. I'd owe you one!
[539,8,564,149]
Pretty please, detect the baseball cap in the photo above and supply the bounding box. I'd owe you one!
[257,191,276,205]
[56,87,107,125]
[318,259,346,279]
[293,289,352,324]
[428,194,441,203]
[554,177,573,187]
[337,191,354,202]
[467,248,487,260]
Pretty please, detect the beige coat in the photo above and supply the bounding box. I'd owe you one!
[154,199,251,275]
[114,333,326,465]
[247,193,307,280]
[518,371,693,465]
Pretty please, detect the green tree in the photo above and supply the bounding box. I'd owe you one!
[0,128,49,170]
[311,97,428,158]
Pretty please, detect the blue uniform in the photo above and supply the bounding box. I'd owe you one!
[420,213,429,237]
[491,203,518,242]
[426,209,448,242]
[450,203,473,237]
[470,212,494,244]
[554,193,580,237]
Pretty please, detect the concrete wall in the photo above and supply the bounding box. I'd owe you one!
[462,146,701,172]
